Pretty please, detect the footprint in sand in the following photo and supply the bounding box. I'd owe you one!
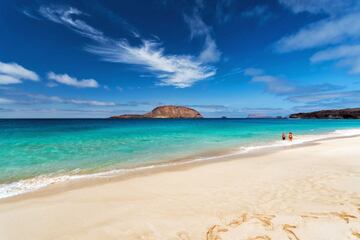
[204,206,360,240]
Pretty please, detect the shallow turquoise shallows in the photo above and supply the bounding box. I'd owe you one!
[1,118,360,185]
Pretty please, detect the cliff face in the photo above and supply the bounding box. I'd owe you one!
[289,108,360,119]
[110,105,203,119]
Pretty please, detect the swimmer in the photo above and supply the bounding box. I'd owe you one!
[288,132,293,141]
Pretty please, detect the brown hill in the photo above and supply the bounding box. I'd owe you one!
[110,105,203,119]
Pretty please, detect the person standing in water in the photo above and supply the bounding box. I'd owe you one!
[282,133,286,141]
[288,132,293,141]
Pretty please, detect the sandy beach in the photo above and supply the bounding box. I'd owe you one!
[1,136,360,240]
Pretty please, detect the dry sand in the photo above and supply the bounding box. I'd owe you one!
[0,136,360,240]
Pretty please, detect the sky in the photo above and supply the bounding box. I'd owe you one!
[1,0,360,118]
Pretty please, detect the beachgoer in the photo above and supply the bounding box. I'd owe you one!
[288,132,293,141]
[282,133,286,141]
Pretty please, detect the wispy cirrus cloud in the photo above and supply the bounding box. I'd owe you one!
[65,99,114,106]
[39,6,106,42]
[287,90,360,103]
[278,0,360,16]
[275,12,360,53]
[87,40,215,88]
[244,68,295,94]
[184,10,221,63]
[275,0,360,76]
[0,97,14,104]
[244,67,357,114]
[311,44,360,62]
[0,61,39,85]
[0,91,112,107]
[22,9,41,20]
[26,94,115,106]
[89,1,141,39]
[0,75,21,85]
[47,72,99,88]
[199,34,221,64]
[244,67,344,95]
[288,89,360,113]
[186,104,230,112]
[38,5,216,88]
[311,44,360,74]
[0,88,156,108]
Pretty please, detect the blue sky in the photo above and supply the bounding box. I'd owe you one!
[1,0,360,118]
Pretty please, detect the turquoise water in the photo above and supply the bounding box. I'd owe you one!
[1,119,360,197]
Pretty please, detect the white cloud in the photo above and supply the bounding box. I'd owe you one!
[244,68,295,94]
[22,9,41,20]
[244,68,264,76]
[275,13,360,52]
[290,90,360,112]
[187,104,230,112]
[40,5,216,88]
[67,99,114,106]
[0,97,14,104]
[46,82,58,88]
[287,90,360,103]
[0,62,39,80]
[276,1,360,76]
[184,11,221,63]
[198,36,221,63]
[243,68,341,95]
[39,6,105,42]
[87,40,215,88]
[311,44,360,74]
[47,72,99,88]
[0,75,22,84]
[338,57,360,74]
[0,61,39,85]
[184,12,209,39]
[311,44,360,62]
[278,0,360,16]
[28,94,115,106]
[251,75,295,94]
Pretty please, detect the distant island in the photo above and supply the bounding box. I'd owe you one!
[289,108,360,119]
[110,105,203,119]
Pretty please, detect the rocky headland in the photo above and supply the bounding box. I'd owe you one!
[110,105,203,119]
[289,108,360,119]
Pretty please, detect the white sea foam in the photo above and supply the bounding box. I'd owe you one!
[1,128,360,200]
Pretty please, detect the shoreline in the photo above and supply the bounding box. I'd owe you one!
[1,128,360,203]
[1,134,360,239]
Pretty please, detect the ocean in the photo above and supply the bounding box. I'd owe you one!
[1,118,360,198]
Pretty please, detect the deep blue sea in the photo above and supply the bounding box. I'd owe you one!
[1,118,360,198]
